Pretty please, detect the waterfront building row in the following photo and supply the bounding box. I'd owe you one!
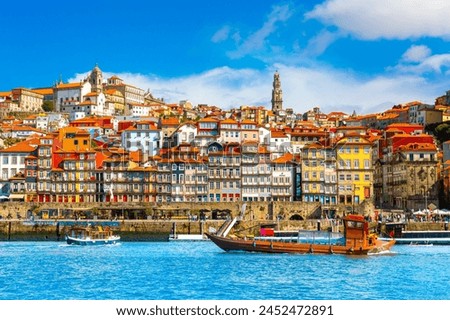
[0,120,440,213]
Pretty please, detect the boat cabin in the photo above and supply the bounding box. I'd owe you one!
[343,215,376,248]
[68,225,113,240]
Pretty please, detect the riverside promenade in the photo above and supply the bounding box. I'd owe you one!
[1,216,448,241]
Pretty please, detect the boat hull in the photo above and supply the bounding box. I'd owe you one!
[66,235,120,246]
[206,233,395,255]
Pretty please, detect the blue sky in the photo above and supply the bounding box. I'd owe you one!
[2,0,450,114]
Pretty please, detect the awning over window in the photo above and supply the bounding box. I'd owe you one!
[8,194,25,200]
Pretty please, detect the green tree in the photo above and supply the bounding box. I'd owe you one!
[434,123,450,145]
[42,101,54,112]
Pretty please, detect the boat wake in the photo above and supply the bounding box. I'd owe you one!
[368,249,396,256]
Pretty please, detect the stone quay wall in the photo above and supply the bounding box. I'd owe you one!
[0,218,347,242]
[0,200,375,220]
[0,200,382,241]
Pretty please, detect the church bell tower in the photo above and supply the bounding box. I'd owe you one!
[271,71,283,113]
[89,64,103,93]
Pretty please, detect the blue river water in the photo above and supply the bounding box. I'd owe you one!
[0,241,449,300]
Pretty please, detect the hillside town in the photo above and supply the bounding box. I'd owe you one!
[0,64,450,219]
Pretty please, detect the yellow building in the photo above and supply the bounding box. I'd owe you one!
[301,142,326,203]
[335,133,373,210]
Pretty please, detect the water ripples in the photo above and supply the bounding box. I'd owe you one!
[1,242,449,300]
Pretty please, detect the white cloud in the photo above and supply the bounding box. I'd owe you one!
[227,4,293,59]
[401,45,432,63]
[304,29,342,56]
[397,53,450,73]
[394,45,450,74]
[274,64,436,114]
[71,64,443,115]
[306,0,450,40]
[211,26,231,43]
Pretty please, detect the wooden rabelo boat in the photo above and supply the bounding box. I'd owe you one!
[65,225,120,245]
[206,214,395,255]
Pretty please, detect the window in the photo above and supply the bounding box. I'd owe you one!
[364,160,370,169]
[346,160,351,168]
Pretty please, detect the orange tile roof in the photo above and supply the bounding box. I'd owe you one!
[0,138,40,153]
[257,146,270,153]
[79,101,95,106]
[377,113,398,120]
[271,131,288,138]
[220,118,238,124]
[198,117,219,122]
[161,117,179,126]
[328,111,348,116]
[398,143,437,152]
[272,153,293,164]
[104,89,120,95]
[56,82,82,89]
[32,88,53,95]
[10,125,44,133]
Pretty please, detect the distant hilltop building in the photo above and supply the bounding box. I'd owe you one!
[53,64,164,118]
[271,71,283,113]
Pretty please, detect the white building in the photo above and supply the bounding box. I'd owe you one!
[172,122,197,145]
[121,121,162,156]
[0,139,39,198]
[54,81,92,113]
[271,153,294,202]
